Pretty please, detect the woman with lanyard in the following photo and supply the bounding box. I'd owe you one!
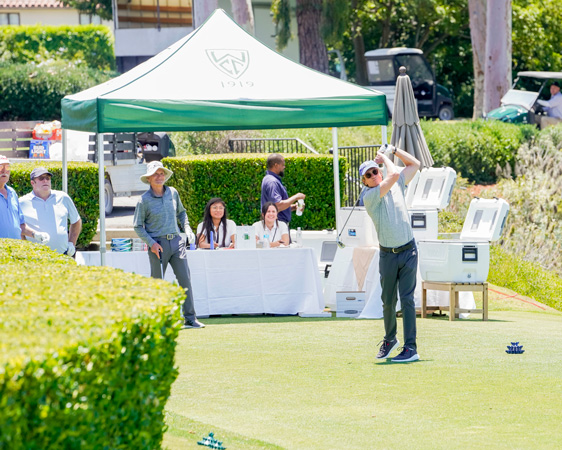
[196,198,237,249]
[253,201,290,247]
[133,161,204,329]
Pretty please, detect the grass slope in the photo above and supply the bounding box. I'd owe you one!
[164,290,562,450]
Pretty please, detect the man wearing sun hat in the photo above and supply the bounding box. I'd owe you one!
[133,161,204,329]
[360,144,420,363]
[19,166,82,256]
[0,155,48,242]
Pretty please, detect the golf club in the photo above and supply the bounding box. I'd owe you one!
[159,251,164,279]
[336,196,362,249]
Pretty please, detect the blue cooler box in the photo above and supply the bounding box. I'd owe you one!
[29,139,51,159]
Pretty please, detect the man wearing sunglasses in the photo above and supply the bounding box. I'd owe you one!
[19,167,82,256]
[359,144,420,363]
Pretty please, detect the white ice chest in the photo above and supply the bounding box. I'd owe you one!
[418,198,510,283]
[406,167,456,240]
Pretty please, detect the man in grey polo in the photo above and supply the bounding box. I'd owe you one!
[360,144,420,362]
[133,161,204,329]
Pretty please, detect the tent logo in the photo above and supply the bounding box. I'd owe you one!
[206,49,249,79]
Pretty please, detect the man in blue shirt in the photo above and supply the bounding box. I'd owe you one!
[538,81,562,129]
[0,155,48,243]
[361,144,420,363]
[261,154,305,227]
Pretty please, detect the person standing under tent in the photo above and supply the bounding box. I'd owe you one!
[20,167,82,256]
[360,144,421,363]
[133,161,204,329]
[260,153,305,230]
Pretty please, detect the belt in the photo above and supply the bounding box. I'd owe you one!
[158,233,179,240]
[380,239,415,254]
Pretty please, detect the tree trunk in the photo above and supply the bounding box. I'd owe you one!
[231,0,255,34]
[469,0,487,119]
[193,0,218,28]
[483,0,512,114]
[296,0,329,73]
[351,0,368,85]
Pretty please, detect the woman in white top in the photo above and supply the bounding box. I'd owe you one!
[197,198,237,249]
[253,201,290,248]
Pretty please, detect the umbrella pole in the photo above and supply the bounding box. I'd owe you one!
[62,129,68,193]
[332,127,341,236]
[381,125,388,145]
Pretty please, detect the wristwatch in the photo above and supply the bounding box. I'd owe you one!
[393,147,398,155]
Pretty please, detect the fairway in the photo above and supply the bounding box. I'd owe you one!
[164,291,562,450]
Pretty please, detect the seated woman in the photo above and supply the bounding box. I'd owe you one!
[196,198,237,249]
[253,201,290,248]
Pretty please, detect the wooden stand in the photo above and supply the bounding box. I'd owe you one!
[421,281,488,321]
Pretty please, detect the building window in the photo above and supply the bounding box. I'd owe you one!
[0,13,20,25]
[79,13,102,25]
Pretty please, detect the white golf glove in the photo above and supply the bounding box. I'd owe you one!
[33,231,50,244]
[381,144,396,155]
[66,242,76,257]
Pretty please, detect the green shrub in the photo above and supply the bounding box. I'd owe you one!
[0,25,115,70]
[0,61,116,121]
[170,121,534,184]
[422,119,537,184]
[0,239,184,449]
[489,245,562,312]
[164,153,347,230]
[9,161,99,248]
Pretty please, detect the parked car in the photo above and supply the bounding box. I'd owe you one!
[485,71,562,127]
[363,48,454,120]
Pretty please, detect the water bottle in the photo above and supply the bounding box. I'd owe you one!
[296,199,305,216]
[263,234,270,248]
[210,230,214,250]
[296,227,303,247]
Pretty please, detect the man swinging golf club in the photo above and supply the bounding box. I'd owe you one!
[360,144,420,362]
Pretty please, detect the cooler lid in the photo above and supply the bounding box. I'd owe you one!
[408,167,456,211]
[460,198,510,241]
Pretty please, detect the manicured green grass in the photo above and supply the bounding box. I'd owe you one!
[164,291,562,450]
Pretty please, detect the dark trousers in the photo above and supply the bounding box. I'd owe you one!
[148,235,196,320]
[379,241,418,350]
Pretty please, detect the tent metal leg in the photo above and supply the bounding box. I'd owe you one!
[332,127,341,236]
[97,133,106,266]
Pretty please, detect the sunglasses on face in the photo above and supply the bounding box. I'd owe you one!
[35,175,51,181]
[364,169,379,179]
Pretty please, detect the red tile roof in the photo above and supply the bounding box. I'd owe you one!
[0,0,68,8]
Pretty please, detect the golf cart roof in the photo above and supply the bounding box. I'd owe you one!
[517,71,562,79]
[365,48,423,57]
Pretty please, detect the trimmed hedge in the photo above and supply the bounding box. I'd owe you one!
[0,61,116,121]
[421,119,537,184]
[9,162,99,248]
[0,240,184,449]
[164,153,347,230]
[0,25,115,70]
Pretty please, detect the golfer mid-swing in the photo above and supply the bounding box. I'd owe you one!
[360,144,420,362]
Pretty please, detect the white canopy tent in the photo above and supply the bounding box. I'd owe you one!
[61,9,388,264]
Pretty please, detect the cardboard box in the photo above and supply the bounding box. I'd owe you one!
[29,139,51,159]
[336,291,365,317]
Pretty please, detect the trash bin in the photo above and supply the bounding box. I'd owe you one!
[137,132,175,162]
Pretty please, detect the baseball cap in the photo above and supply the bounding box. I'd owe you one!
[552,81,561,89]
[0,155,10,165]
[30,167,53,180]
[359,160,379,177]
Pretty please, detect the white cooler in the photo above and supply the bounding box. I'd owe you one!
[418,198,509,282]
[407,167,456,240]
[337,207,379,247]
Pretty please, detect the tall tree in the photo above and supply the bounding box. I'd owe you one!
[469,0,486,119]
[483,0,512,113]
[193,0,218,28]
[296,0,328,73]
[231,0,255,34]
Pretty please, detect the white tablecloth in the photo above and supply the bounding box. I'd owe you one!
[76,248,324,316]
[324,246,476,319]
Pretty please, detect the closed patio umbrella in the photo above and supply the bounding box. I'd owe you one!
[390,66,434,169]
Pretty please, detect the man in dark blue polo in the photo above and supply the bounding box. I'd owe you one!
[261,154,305,227]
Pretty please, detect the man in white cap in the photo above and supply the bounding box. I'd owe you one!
[359,144,420,363]
[19,167,82,256]
[0,155,48,242]
[133,161,204,329]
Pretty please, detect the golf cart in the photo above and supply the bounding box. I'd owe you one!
[485,71,562,127]
[363,48,454,120]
